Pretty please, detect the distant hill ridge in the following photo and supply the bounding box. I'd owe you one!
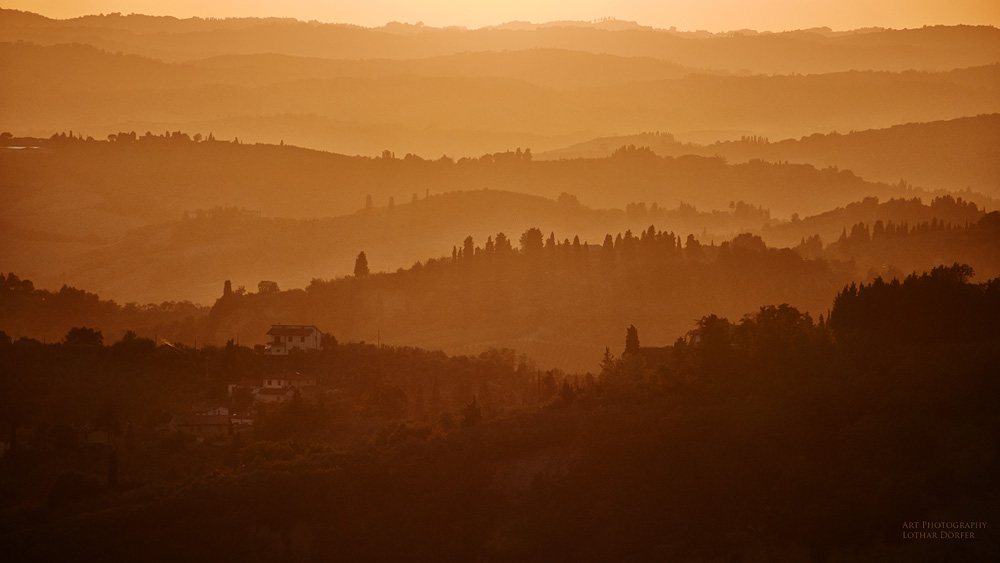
[538,114,1000,195]
[3,40,998,156]
[2,8,998,73]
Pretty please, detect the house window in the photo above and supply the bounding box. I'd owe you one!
[300,336,305,342]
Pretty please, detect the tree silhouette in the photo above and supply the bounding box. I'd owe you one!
[495,232,512,253]
[519,228,544,255]
[625,325,640,355]
[463,236,475,259]
[354,252,370,277]
[64,327,103,347]
[257,280,279,295]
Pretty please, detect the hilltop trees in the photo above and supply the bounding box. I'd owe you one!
[63,327,104,347]
[828,262,999,347]
[257,280,279,295]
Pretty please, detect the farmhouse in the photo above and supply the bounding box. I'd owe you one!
[266,324,322,355]
[263,373,318,390]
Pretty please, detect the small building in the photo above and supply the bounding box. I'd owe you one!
[169,414,232,437]
[266,325,322,355]
[228,380,260,398]
[255,387,295,404]
[263,373,318,390]
[231,414,255,427]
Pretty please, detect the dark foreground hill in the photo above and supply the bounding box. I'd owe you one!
[1,265,997,562]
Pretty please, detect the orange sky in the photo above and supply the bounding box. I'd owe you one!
[7,0,1000,31]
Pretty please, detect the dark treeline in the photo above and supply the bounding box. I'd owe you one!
[766,193,989,245]
[1,264,996,561]
[6,209,997,373]
[207,226,853,371]
[9,189,780,305]
[0,273,206,345]
[206,212,1000,371]
[825,209,1000,280]
[829,264,1000,348]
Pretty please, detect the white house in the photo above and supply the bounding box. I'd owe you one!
[266,325,322,355]
[263,373,318,390]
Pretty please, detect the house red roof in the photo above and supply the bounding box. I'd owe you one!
[267,325,319,337]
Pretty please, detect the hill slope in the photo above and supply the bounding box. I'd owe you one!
[538,114,1000,195]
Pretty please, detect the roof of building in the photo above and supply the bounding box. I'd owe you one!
[171,414,231,427]
[267,325,320,336]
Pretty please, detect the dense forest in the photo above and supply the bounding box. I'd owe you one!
[1,264,996,561]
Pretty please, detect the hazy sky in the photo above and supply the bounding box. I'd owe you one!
[8,0,1000,31]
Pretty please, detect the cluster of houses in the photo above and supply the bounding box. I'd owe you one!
[2,325,330,452]
[165,324,325,440]
[163,372,320,440]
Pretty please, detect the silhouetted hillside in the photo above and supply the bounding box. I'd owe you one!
[1,265,996,562]
[3,10,998,73]
[762,194,989,246]
[200,228,853,371]
[540,114,1000,195]
[825,211,1000,281]
[0,42,715,93]
[7,194,780,305]
[0,133,946,237]
[0,273,207,346]
[4,41,999,153]
[7,211,997,373]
